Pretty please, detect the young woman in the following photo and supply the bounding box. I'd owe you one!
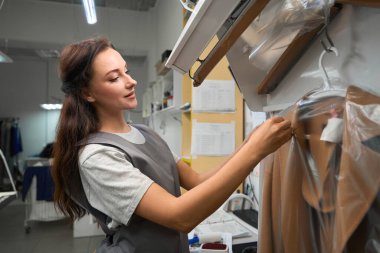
[52,37,292,253]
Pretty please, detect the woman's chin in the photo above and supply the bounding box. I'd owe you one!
[125,101,138,109]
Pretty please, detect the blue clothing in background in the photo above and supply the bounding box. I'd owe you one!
[22,166,54,201]
[10,124,22,156]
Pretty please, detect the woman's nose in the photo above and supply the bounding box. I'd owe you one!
[124,73,137,88]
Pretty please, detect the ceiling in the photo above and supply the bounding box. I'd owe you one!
[0,0,159,61]
[38,0,157,12]
[0,44,147,62]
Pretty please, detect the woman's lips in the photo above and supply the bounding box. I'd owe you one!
[125,89,135,98]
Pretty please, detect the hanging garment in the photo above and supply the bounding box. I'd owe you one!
[0,119,20,188]
[258,86,380,253]
[22,166,54,201]
[0,120,12,167]
[10,123,22,156]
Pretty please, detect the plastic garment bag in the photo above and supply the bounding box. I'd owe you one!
[240,0,334,71]
[258,85,380,253]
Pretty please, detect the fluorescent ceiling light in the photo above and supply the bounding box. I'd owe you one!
[82,0,97,24]
[40,104,63,110]
[0,50,13,63]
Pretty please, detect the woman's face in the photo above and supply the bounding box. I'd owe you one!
[86,47,138,112]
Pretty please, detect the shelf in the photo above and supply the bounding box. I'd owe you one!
[152,106,180,116]
[143,69,182,118]
[155,61,171,76]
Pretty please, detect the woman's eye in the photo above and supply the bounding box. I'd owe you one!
[125,69,130,75]
[110,77,119,82]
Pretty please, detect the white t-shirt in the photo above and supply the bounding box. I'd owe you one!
[78,125,180,229]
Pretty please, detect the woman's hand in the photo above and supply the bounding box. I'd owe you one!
[246,117,292,159]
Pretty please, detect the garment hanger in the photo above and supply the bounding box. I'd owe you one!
[305,29,347,99]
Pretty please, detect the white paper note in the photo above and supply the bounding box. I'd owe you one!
[191,121,235,156]
[192,80,235,112]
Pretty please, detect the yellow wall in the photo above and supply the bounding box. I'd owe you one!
[181,36,244,174]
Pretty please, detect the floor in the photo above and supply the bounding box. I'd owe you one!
[0,197,104,253]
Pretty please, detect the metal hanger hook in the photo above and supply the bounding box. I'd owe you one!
[319,46,338,90]
[320,27,335,52]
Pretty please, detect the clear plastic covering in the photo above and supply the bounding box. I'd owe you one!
[259,85,380,253]
[240,0,335,71]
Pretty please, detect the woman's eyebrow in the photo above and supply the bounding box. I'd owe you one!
[105,63,127,76]
[105,68,119,76]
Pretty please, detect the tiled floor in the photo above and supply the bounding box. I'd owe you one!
[0,197,103,253]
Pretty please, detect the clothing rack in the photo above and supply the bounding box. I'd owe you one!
[0,117,22,191]
[0,148,18,209]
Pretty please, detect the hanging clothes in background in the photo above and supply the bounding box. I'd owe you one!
[10,121,23,157]
[259,86,380,253]
[0,118,23,191]
[22,166,54,201]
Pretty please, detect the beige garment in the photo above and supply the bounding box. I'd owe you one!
[335,86,380,253]
[259,86,380,253]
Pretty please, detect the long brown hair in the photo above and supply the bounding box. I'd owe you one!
[52,37,112,221]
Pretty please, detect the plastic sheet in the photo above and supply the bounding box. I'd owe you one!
[258,85,380,253]
[240,0,334,71]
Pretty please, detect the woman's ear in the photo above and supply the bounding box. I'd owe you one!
[81,88,95,102]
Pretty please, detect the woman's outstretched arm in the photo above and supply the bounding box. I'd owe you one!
[135,117,292,233]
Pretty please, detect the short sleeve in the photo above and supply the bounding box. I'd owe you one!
[171,151,181,163]
[78,144,153,226]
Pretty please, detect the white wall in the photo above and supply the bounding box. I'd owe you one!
[125,56,148,124]
[149,111,182,154]
[148,0,183,82]
[154,0,183,62]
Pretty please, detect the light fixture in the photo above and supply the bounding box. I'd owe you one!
[0,50,13,63]
[82,0,97,24]
[166,0,241,74]
[40,104,63,110]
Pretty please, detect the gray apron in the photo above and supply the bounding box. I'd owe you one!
[70,124,189,253]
